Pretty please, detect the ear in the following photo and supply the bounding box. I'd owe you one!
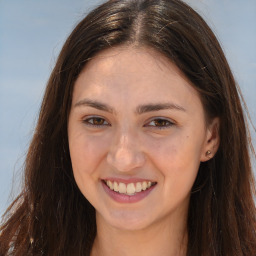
[200,117,220,162]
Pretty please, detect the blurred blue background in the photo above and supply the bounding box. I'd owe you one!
[0,0,255,216]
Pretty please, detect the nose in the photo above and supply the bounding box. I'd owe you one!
[106,130,145,172]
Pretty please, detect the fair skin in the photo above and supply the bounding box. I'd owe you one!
[68,46,219,256]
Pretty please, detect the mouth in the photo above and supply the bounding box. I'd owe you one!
[103,180,157,196]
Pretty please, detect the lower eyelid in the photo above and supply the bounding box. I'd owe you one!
[82,117,110,126]
[153,124,173,130]
[81,116,174,129]
[146,119,174,127]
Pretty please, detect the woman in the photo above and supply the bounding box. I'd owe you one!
[0,0,255,255]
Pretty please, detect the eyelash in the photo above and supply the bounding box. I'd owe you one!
[82,116,175,129]
[82,116,110,127]
[145,118,174,129]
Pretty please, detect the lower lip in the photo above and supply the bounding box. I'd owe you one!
[102,181,156,203]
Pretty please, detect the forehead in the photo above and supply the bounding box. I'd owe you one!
[72,46,203,116]
[81,46,187,83]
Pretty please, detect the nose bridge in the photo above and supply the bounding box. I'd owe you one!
[107,127,145,172]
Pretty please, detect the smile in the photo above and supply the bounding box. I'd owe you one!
[104,180,157,195]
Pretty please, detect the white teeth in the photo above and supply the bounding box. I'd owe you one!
[135,182,142,192]
[142,181,147,190]
[126,183,136,195]
[105,180,155,195]
[107,180,114,190]
[118,182,126,193]
[109,181,113,190]
[113,181,118,192]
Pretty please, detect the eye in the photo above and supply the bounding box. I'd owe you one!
[82,116,110,127]
[145,118,174,129]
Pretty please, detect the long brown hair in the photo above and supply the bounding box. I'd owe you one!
[1,0,255,255]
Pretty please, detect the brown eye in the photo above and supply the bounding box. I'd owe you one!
[154,119,169,126]
[146,118,174,129]
[92,118,105,125]
[83,117,109,127]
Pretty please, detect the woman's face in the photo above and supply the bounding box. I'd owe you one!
[68,46,217,231]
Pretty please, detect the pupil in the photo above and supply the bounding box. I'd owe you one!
[94,118,103,125]
[156,120,166,126]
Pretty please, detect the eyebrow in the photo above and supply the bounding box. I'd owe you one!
[136,103,186,114]
[74,99,186,114]
[74,99,115,114]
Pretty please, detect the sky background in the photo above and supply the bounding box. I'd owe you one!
[0,0,255,216]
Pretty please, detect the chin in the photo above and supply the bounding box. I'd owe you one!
[101,209,155,231]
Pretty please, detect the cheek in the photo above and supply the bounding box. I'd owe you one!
[144,130,203,179]
[68,132,110,202]
[69,132,109,180]
[147,135,202,206]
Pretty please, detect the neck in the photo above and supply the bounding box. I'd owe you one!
[91,213,188,256]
